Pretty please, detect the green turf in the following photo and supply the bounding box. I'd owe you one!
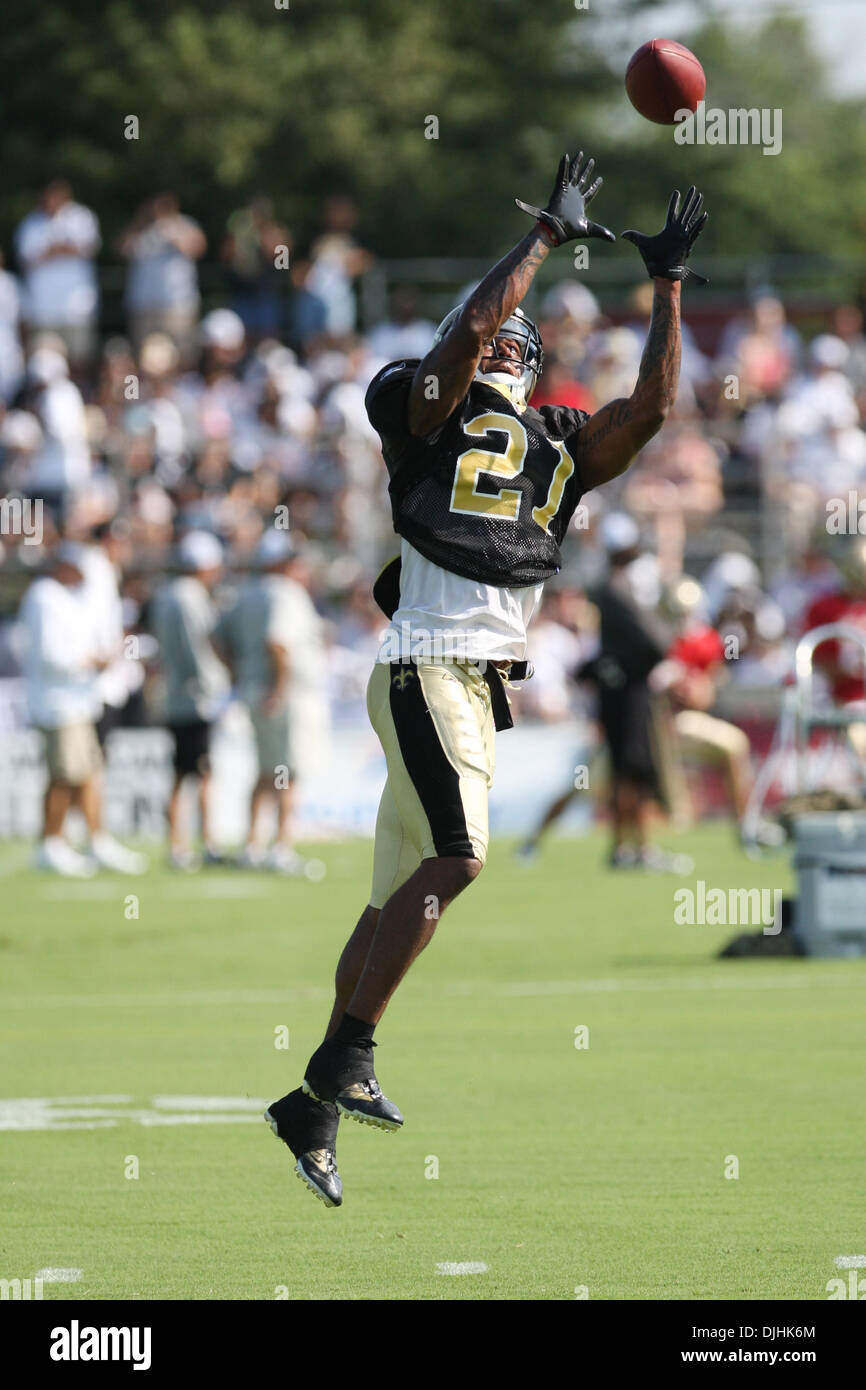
[2,825,865,1301]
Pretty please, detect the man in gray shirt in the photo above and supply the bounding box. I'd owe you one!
[218,530,324,876]
[151,530,229,867]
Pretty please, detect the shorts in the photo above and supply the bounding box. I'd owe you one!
[40,722,103,785]
[29,319,96,368]
[674,709,750,761]
[128,306,200,363]
[169,718,212,778]
[366,661,495,910]
[250,705,294,780]
[598,681,662,796]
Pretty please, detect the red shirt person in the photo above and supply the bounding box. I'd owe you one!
[803,588,866,704]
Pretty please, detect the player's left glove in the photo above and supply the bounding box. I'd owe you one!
[515,152,616,247]
[622,186,709,284]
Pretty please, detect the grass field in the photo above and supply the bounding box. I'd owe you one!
[2,824,865,1302]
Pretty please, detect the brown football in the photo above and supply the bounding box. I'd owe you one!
[625,38,706,126]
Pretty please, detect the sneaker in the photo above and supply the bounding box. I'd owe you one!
[608,844,640,869]
[34,836,97,878]
[741,819,786,852]
[303,1037,403,1131]
[266,845,327,881]
[514,840,539,865]
[265,1087,342,1208]
[265,845,306,876]
[168,848,200,872]
[237,845,266,869]
[90,833,149,875]
[202,846,227,867]
[637,845,695,876]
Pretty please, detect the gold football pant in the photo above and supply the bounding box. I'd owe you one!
[366,661,496,909]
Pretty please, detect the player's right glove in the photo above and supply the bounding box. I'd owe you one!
[622,186,709,284]
[516,152,615,247]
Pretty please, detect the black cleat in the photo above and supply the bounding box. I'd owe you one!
[265,1087,342,1208]
[303,1037,403,1131]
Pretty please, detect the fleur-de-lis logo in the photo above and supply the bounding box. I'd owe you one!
[392,667,415,691]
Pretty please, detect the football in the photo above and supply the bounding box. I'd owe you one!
[625,38,706,125]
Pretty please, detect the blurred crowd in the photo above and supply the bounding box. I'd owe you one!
[3,179,866,866]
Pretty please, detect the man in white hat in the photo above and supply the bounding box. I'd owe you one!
[150,530,229,867]
[20,542,148,876]
[217,530,326,875]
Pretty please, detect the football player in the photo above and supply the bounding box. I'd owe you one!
[266,155,708,1206]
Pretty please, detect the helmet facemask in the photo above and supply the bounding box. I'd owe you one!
[432,304,544,409]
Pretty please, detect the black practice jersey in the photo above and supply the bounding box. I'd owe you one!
[365,359,589,587]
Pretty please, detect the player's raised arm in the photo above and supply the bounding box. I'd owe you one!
[407,152,614,437]
[578,186,708,490]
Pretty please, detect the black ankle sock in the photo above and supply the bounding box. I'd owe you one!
[332,1012,376,1046]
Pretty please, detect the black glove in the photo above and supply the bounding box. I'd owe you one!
[622,187,709,284]
[516,152,615,247]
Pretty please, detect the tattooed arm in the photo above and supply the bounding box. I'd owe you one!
[578,279,681,489]
[407,151,614,437]
[406,227,553,437]
[578,186,709,488]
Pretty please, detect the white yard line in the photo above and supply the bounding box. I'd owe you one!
[0,1096,271,1131]
[0,987,331,1011]
[37,879,277,900]
[2,969,864,1015]
[161,880,276,898]
[447,971,866,999]
[39,882,120,899]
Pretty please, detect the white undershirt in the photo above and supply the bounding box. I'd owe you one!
[377,539,543,664]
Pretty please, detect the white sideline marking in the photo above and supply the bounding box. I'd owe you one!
[448,972,866,999]
[3,970,864,1017]
[1,987,331,1011]
[435,1262,488,1276]
[835,1255,866,1268]
[34,1268,82,1283]
[136,1113,266,1127]
[40,882,118,900]
[38,879,275,901]
[0,1096,270,1131]
[164,880,274,898]
[151,1095,265,1111]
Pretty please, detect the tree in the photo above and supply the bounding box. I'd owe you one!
[2,0,863,282]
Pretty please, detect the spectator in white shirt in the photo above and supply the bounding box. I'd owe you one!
[15,181,101,370]
[19,542,147,877]
[24,346,91,503]
[77,525,145,743]
[366,286,436,366]
[0,250,25,405]
[118,194,206,363]
[306,195,372,338]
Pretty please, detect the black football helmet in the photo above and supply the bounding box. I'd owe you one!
[432,303,544,406]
